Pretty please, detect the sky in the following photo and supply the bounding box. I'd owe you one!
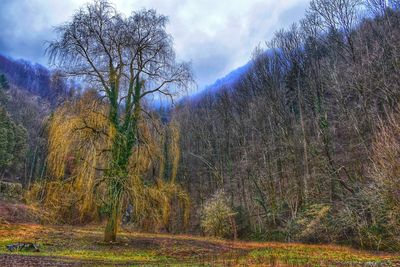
[0,0,309,91]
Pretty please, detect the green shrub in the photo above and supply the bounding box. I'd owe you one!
[0,181,23,200]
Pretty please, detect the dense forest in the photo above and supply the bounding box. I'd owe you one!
[0,55,77,186]
[175,0,400,250]
[0,0,400,261]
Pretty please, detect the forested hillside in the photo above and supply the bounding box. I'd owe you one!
[0,54,76,103]
[0,55,75,185]
[175,1,400,250]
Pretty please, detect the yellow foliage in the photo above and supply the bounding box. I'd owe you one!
[169,121,180,183]
[28,91,190,228]
[128,119,189,231]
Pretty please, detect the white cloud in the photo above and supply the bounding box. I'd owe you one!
[0,0,309,91]
[118,0,309,89]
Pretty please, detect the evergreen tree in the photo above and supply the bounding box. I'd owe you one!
[0,73,9,105]
[0,108,27,177]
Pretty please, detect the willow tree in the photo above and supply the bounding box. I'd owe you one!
[47,0,191,241]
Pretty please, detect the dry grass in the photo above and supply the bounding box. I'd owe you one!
[0,223,399,266]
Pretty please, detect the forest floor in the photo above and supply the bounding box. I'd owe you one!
[0,223,400,266]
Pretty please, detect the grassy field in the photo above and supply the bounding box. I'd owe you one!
[0,223,399,266]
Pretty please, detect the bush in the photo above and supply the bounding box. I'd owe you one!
[332,190,398,251]
[363,111,400,250]
[0,181,23,201]
[370,112,400,228]
[288,204,332,243]
[200,190,236,238]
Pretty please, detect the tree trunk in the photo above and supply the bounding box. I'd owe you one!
[104,211,118,242]
[297,71,309,201]
[103,80,140,242]
[104,181,123,242]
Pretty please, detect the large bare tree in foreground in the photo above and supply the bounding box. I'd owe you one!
[47,0,191,242]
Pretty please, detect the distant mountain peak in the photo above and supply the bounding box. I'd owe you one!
[193,61,252,99]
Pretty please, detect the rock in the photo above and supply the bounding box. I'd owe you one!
[6,242,40,252]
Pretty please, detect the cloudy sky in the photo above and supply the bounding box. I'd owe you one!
[0,0,309,91]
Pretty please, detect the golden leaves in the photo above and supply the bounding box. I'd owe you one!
[29,91,190,228]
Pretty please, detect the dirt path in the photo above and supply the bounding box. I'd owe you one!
[0,254,87,267]
[0,254,154,267]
